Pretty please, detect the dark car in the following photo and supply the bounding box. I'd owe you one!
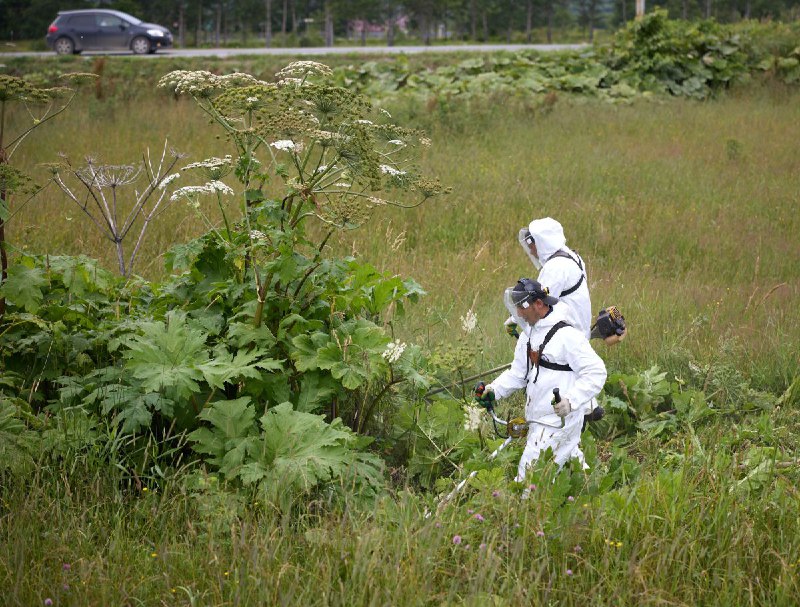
[46,9,173,55]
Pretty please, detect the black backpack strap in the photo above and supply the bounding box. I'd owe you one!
[533,321,572,383]
[549,250,585,297]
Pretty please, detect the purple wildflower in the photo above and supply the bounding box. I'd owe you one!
[44,600,53,606]
[453,535,462,545]
[474,513,484,522]
[567,496,575,502]
[492,490,501,498]
[566,569,573,576]
[62,563,71,572]
[536,530,545,537]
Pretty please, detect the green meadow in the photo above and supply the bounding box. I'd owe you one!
[2,50,799,606]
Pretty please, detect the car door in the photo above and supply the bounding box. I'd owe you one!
[94,13,131,50]
[68,14,100,49]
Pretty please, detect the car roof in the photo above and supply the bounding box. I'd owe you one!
[57,9,141,23]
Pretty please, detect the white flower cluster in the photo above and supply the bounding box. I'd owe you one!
[270,140,296,151]
[463,404,483,432]
[379,164,407,177]
[460,309,478,334]
[355,119,374,125]
[158,70,266,97]
[276,61,333,79]
[158,173,181,190]
[183,156,232,172]
[170,181,234,202]
[250,230,267,240]
[382,341,406,364]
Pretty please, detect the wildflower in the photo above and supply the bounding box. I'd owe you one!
[567,495,574,502]
[276,61,333,80]
[566,569,573,576]
[479,543,487,550]
[142,487,148,492]
[270,139,296,152]
[473,513,484,522]
[355,119,374,125]
[528,484,537,491]
[379,108,392,118]
[62,563,71,571]
[379,164,406,177]
[492,490,501,498]
[574,545,582,553]
[44,600,53,606]
[452,535,462,545]
[250,230,267,240]
[382,341,406,364]
[182,156,233,180]
[463,405,482,432]
[151,552,157,558]
[435,522,442,528]
[158,173,180,189]
[536,531,545,537]
[460,309,478,333]
[467,509,474,514]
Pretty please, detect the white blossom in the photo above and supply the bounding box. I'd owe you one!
[250,230,267,240]
[271,140,296,151]
[460,309,478,334]
[170,181,234,202]
[158,173,181,189]
[355,119,374,125]
[463,405,483,432]
[208,180,234,195]
[382,341,406,364]
[387,139,405,146]
[380,164,407,176]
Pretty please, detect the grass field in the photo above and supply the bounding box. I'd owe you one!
[2,59,800,605]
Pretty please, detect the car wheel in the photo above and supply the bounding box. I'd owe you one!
[131,36,151,55]
[54,37,74,55]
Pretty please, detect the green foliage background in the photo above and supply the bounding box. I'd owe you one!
[1,16,799,606]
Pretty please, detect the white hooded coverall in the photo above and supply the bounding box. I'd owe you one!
[487,305,607,481]
[523,217,592,338]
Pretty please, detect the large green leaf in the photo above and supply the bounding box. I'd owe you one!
[122,312,209,400]
[0,261,47,313]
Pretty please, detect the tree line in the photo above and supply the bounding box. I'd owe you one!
[2,0,798,46]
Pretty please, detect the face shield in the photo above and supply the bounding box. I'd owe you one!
[504,286,531,333]
[518,227,541,270]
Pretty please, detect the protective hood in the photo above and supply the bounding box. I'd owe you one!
[527,217,567,264]
[518,228,541,270]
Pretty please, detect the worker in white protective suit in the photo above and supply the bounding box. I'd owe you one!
[505,217,625,424]
[508,217,592,338]
[479,278,607,481]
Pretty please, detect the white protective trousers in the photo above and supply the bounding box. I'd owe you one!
[487,305,607,481]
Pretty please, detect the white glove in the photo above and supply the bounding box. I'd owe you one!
[553,397,574,418]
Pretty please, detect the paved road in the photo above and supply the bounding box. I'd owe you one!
[2,43,587,59]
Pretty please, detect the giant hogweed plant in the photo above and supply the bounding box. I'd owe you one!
[0,73,95,317]
[0,62,449,505]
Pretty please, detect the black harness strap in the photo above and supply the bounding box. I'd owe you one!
[527,320,572,383]
[549,250,585,297]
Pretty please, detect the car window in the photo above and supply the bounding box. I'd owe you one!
[97,15,125,28]
[68,15,96,27]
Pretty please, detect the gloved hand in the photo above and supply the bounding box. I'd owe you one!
[505,322,520,339]
[503,316,520,339]
[552,396,574,418]
[474,381,496,410]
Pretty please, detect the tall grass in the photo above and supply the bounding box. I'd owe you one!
[3,64,800,605]
[9,83,799,391]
